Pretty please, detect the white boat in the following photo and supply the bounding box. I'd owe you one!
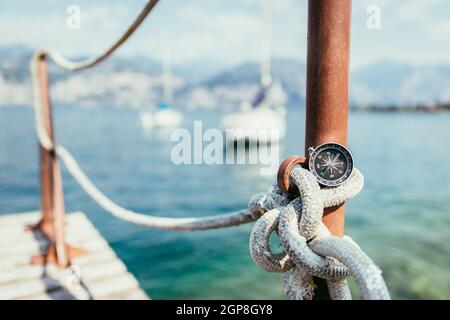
[139,106,182,129]
[139,37,183,130]
[221,0,287,145]
[221,83,287,144]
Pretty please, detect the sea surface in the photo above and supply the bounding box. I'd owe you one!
[1,107,449,299]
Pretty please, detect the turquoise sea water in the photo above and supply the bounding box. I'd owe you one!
[1,107,449,299]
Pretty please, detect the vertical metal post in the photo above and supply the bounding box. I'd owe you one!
[36,52,68,267]
[305,0,352,298]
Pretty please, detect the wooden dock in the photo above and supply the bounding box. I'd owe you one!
[0,211,149,300]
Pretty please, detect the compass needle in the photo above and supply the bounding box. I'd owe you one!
[309,143,354,187]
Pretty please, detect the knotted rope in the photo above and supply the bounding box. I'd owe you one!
[249,166,390,300]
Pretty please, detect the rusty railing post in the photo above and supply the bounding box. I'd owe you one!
[33,52,68,267]
[305,0,352,298]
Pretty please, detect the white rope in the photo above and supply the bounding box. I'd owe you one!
[47,0,159,72]
[30,0,159,152]
[56,145,257,230]
[28,0,260,231]
[249,167,391,300]
[31,71,257,230]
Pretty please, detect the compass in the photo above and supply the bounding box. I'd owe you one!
[308,142,354,187]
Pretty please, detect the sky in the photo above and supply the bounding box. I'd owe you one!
[1,0,450,71]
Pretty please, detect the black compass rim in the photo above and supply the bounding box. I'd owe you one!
[308,142,354,187]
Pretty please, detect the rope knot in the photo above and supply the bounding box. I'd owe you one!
[249,166,390,300]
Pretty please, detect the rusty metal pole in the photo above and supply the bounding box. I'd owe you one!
[305,0,352,298]
[34,52,68,267]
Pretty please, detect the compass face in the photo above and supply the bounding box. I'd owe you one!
[308,143,354,187]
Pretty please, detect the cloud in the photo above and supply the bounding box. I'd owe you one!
[0,0,450,68]
[349,0,450,67]
[394,0,445,22]
[137,0,306,66]
[426,20,450,41]
[0,2,138,56]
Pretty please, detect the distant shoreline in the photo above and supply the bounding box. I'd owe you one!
[351,103,450,113]
[1,104,450,113]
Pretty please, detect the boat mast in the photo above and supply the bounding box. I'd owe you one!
[162,35,173,105]
[260,0,272,89]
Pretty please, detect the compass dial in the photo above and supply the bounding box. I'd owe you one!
[308,142,354,187]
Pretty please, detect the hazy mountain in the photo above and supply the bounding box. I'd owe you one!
[189,58,306,109]
[351,60,450,106]
[0,46,449,109]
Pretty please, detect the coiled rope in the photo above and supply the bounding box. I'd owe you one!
[29,0,390,299]
[249,167,390,300]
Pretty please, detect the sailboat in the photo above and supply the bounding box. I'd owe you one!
[139,38,183,129]
[221,0,287,145]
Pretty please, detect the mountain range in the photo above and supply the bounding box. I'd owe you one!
[1,46,449,109]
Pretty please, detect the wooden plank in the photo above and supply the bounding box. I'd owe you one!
[0,212,101,245]
[25,286,148,300]
[0,211,43,224]
[86,272,140,299]
[0,211,149,300]
[1,259,130,299]
[0,233,103,258]
[21,289,89,300]
[0,239,110,269]
[0,252,123,285]
[102,287,149,300]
